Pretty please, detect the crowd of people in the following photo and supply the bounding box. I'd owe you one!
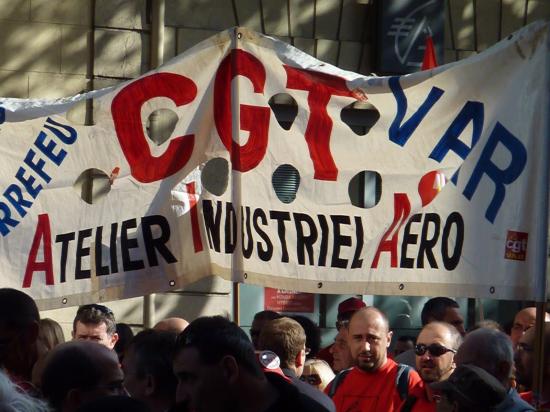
[0,287,549,412]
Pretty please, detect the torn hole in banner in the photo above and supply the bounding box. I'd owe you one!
[146,108,179,145]
[73,168,111,204]
[268,93,298,131]
[341,101,380,136]
[272,164,300,204]
[349,170,382,208]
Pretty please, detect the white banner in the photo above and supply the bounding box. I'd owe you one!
[0,23,548,309]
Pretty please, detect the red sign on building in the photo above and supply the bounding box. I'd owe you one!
[264,288,315,313]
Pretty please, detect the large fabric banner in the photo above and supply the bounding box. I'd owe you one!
[0,23,548,309]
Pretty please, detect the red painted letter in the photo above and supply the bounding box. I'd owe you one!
[214,49,270,172]
[112,73,197,183]
[371,194,411,268]
[23,213,54,287]
[284,66,355,181]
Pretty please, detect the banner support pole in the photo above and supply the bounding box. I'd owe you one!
[143,0,165,329]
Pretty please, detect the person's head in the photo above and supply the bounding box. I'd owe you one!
[393,335,416,356]
[300,359,335,391]
[509,307,550,347]
[421,297,465,336]
[0,288,40,380]
[348,307,392,372]
[329,327,354,372]
[72,304,119,349]
[258,317,307,376]
[290,315,321,359]
[173,316,264,412]
[0,368,50,412]
[514,322,550,388]
[122,330,177,411]
[469,319,503,333]
[454,328,513,388]
[41,340,126,412]
[336,297,367,329]
[114,323,134,363]
[153,318,189,334]
[38,318,65,353]
[431,364,507,412]
[415,322,462,384]
[250,311,281,349]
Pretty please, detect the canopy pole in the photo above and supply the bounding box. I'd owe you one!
[233,282,240,325]
[143,0,165,329]
[532,302,547,409]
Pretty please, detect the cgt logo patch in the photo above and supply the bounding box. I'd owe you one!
[505,231,528,261]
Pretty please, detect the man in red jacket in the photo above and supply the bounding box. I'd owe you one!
[326,307,422,411]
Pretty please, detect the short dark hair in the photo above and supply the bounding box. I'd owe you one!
[258,318,305,368]
[421,297,459,326]
[253,310,281,323]
[290,315,321,358]
[128,330,177,398]
[73,304,116,335]
[398,335,416,344]
[175,316,262,378]
[42,343,106,410]
[0,288,39,327]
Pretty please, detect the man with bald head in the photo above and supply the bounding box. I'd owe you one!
[153,317,189,334]
[406,322,462,411]
[455,328,533,411]
[41,340,126,412]
[510,307,550,348]
[325,307,422,411]
[516,322,550,410]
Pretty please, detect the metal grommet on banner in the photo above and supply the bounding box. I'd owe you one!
[399,284,405,290]
[317,282,323,288]
[490,286,495,294]
[169,280,176,287]
[62,298,68,305]
[243,273,248,279]
[237,32,242,39]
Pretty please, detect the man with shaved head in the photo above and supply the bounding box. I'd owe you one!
[455,328,534,411]
[406,322,462,411]
[510,307,550,348]
[153,317,189,334]
[41,340,126,412]
[325,307,422,411]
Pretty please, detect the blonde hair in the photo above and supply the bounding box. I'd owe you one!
[302,359,335,391]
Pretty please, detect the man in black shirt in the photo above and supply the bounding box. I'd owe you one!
[172,316,331,412]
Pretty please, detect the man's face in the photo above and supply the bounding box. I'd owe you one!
[442,308,465,336]
[173,347,230,412]
[250,318,267,350]
[80,350,126,404]
[510,308,536,347]
[415,325,456,383]
[348,311,392,372]
[330,328,354,372]
[73,321,118,349]
[393,339,414,356]
[514,328,535,388]
[122,347,147,400]
[0,321,37,378]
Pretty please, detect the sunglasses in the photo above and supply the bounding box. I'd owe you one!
[300,374,322,386]
[415,343,456,357]
[77,304,114,316]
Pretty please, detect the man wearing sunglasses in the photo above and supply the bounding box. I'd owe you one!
[402,322,462,411]
[72,304,119,350]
